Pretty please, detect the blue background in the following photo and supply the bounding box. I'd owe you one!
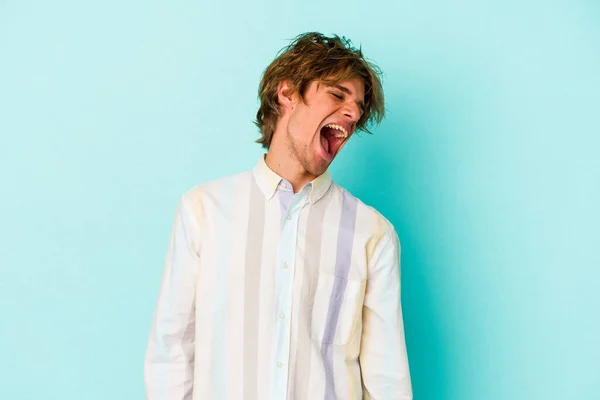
[1,0,598,399]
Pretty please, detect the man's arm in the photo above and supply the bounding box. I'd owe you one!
[144,195,200,400]
[360,227,413,400]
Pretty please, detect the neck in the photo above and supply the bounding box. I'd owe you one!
[264,144,316,194]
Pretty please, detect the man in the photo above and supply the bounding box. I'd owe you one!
[144,32,413,400]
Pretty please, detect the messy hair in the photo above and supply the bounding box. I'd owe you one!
[255,32,385,149]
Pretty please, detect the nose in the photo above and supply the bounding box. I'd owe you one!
[341,101,361,124]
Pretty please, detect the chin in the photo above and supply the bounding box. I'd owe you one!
[302,143,334,176]
[309,158,331,176]
[313,166,328,177]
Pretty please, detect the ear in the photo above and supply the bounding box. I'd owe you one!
[277,80,298,113]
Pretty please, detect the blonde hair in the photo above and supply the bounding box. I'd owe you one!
[255,32,385,149]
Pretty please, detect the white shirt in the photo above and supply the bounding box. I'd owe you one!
[144,156,413,399]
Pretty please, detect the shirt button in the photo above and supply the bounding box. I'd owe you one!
[286,215,292,220]
[279,312,285,319]
[282,182,287,189]
[277,362,284,369]
[283,262,288,269]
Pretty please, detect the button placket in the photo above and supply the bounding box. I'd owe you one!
[271,188,310,400]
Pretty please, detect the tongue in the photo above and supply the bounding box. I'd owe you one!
[320,134,330,154]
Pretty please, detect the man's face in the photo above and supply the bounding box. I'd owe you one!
[282,77,365,177]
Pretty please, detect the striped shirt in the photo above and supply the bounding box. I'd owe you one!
[144,155,413,400]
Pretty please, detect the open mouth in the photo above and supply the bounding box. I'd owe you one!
[319,123,348,159]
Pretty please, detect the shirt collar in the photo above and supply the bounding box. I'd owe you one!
[252,154,333,204]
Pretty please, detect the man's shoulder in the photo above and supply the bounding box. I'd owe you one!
[330,182,396,236]
[331,182,400,263]
[181,169,253,203]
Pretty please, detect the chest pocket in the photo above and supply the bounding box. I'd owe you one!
[310,271,366,345]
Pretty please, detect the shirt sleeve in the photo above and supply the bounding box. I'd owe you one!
[360,227,413,400]
[144,195,201,400]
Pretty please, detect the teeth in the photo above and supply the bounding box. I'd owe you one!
[325,123,348,138]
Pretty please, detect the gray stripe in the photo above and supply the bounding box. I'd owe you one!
[243,177,265,400]
[291,191,332,400]
[322,190,358,400]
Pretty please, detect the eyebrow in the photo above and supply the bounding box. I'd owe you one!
[331,84,365,113]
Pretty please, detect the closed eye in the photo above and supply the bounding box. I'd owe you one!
[330,92,344,100]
